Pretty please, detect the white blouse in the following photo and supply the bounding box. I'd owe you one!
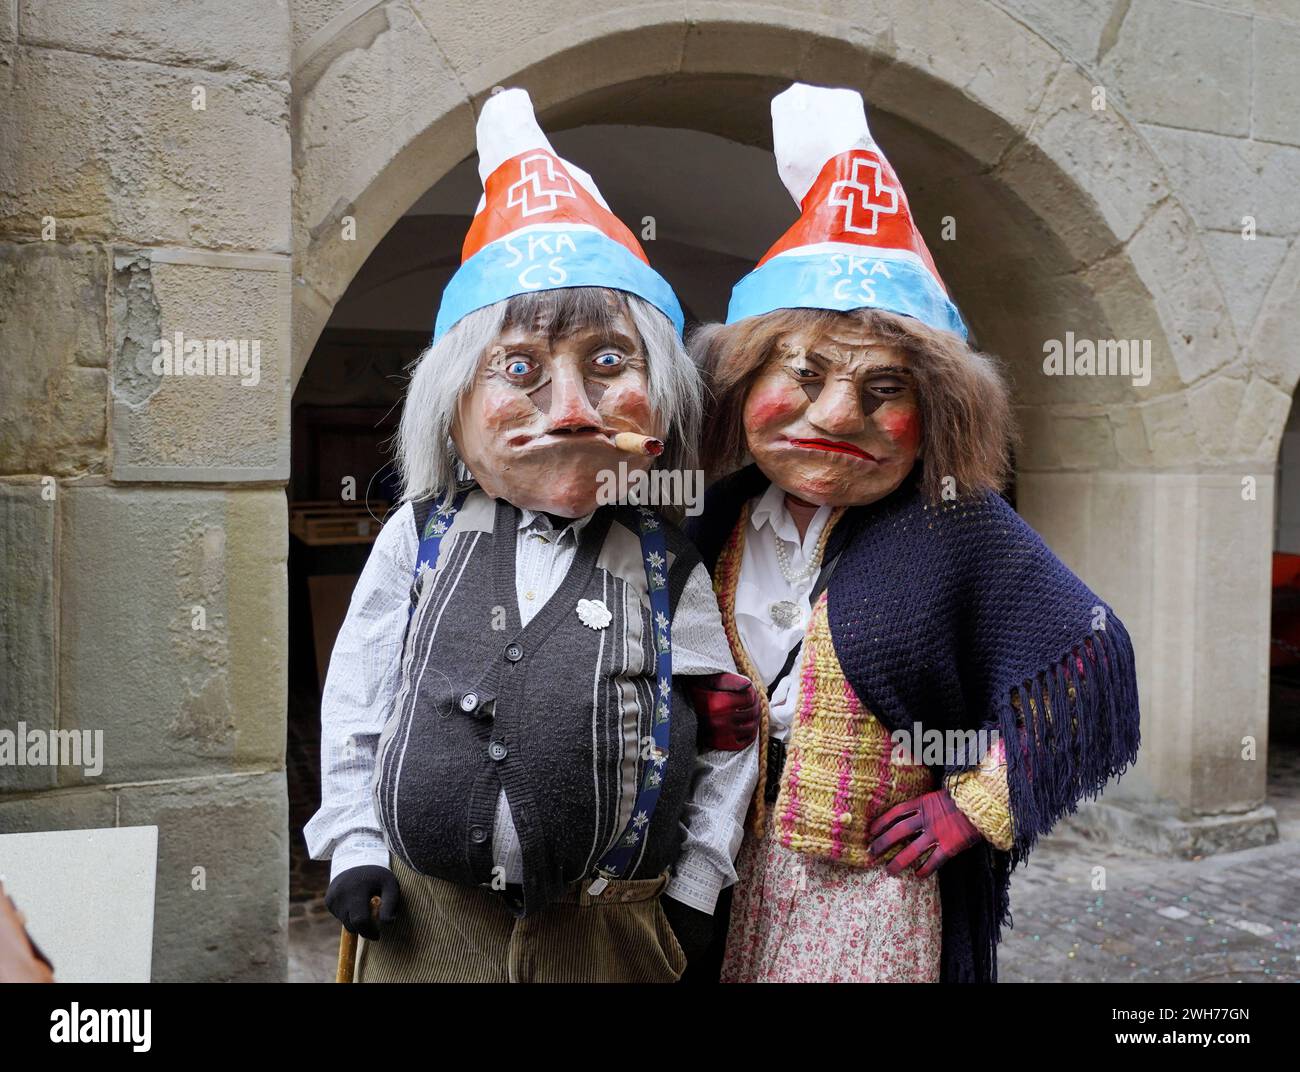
[734,482,834,743]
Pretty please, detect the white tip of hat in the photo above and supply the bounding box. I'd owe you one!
[470,85,611,213]
[476,87,554,185]
[772,82,878,206]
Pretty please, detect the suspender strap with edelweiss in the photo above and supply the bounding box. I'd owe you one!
[587,507,671,895]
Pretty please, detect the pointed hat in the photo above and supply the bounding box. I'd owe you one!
[726,83,966,338]
[434,88,685,339]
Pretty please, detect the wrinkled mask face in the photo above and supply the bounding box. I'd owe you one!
[741,320,921,507]
[452,302,659,517]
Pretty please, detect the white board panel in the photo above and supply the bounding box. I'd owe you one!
[0,826,158,983]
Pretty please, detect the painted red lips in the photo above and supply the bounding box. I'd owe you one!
[788,437,877,461]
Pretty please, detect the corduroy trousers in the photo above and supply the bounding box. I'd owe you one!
[355,855,687,983]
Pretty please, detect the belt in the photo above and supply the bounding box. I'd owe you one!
[493,871,671,915]
[765,737,787,804]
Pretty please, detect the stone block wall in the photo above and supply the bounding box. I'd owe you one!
[0,0,293,981]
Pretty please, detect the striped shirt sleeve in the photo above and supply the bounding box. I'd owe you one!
[303,502,417,881]
[665,561,759,914]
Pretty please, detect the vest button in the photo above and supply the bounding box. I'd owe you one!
[469,825,488,844]
[489,740,508,761]
[459,692,479,712]
[505,643,523,662]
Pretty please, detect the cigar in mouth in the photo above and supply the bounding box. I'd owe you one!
[611,432,665,457]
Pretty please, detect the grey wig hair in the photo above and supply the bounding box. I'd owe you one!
[395,288,703,506]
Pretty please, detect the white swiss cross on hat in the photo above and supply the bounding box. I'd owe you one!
[506,153,577,217]
[827,156,900,236]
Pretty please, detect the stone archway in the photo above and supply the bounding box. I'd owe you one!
[290,0,1283,849]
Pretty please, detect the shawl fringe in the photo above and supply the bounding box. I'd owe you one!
[1001,615,1141,868]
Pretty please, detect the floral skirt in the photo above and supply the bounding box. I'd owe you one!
[720,819,942,983]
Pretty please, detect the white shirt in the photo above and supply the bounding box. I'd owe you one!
[734,483,834,742]
[640,486,836,887]
[303,499,756,913]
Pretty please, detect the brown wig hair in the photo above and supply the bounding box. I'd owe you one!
[689,307,1016,504]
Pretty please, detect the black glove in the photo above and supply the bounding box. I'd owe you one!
[325,865,400,940]
[661,895,715,964]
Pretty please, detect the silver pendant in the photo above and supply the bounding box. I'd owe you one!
[768,600,801,628]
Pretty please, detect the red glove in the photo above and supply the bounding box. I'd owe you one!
[688,672,759,751]
[867,788,982,879]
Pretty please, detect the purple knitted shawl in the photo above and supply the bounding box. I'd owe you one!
[689,466,1141,983]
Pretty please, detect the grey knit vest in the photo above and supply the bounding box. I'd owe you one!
[373,497,700,915]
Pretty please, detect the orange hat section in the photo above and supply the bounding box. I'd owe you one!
[756,148,946,290]
[461,149,649,265]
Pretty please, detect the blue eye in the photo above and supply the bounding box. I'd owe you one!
[507,360,532,376]
[594,352,622,368]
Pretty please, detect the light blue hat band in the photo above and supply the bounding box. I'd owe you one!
[435,228,685,340]
[726,249,967,339]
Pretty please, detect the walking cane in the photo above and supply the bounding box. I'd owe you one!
[335,895,382,983]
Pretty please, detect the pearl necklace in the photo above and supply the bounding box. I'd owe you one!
[768,524,825,628]
[774,528,825,587]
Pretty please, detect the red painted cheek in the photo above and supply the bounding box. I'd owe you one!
[877,409,921,453]
[744,383,804,433]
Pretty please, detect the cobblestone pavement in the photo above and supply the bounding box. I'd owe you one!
[999,738,1300,984]
[997,827,1300,983]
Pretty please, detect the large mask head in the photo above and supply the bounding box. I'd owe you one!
[740,316,920,507]
[399,287,701,518]
[453,289,660,517]
[695,83,1006,506]
[694,306,1014,507]
[403,89,693,516]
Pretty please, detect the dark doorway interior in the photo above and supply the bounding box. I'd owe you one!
[1269,560,1300,838]
[287,328,426,919]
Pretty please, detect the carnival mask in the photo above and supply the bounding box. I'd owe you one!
[742,322,921,507]
[452,306,663,517]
